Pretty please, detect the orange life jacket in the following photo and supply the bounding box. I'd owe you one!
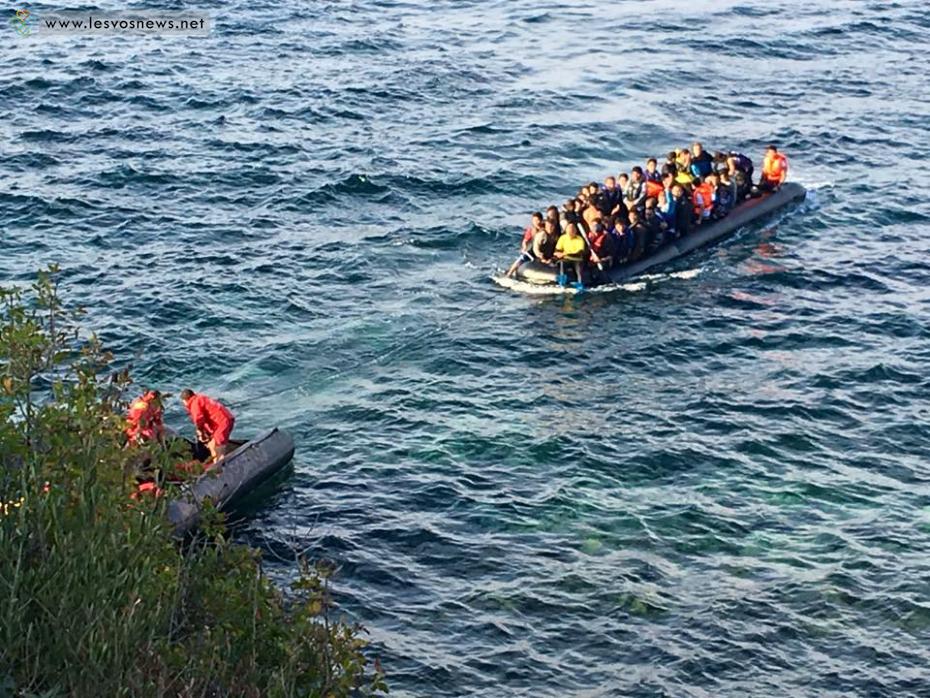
[131,480,164,500]
[762,153,788,183]
[692,182,715,218]
[644,180,664,200]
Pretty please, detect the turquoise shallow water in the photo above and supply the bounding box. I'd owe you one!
[3,1,930,695]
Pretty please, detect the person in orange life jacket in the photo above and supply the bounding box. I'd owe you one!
[644,157,662,183]
[627,209,649,261]
[506,211,545,276]
[692,174,717,224]
[180,389,236,462]
[644,175,664,202]
[690,142,714,179]
[125,389,166,446]
[624,167,647,212]
[759,144,788,192]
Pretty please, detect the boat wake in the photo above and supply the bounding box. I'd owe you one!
[491,267,701,296]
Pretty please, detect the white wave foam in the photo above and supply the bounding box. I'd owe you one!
[491,270,693,295]
[638,268,703,282]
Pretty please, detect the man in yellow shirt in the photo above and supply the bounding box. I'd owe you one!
[554,222,588,288]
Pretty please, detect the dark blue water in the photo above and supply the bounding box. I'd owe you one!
[4,1,930,695]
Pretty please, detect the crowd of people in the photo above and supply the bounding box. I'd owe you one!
[506,143,789,281]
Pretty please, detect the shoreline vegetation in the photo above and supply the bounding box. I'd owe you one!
[0,268,387,697]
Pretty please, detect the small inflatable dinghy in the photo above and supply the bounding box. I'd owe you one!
[166,428,294,536]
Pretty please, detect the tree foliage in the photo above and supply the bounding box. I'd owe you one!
[0,268,387,698]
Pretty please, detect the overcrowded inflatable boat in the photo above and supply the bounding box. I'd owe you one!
[513,182,806,287]
[497,143,805,290]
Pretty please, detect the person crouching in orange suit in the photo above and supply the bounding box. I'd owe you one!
[180,388,236,463]
[125,389,166,446]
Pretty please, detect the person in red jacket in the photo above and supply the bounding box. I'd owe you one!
[125,389,166,445]
[180,388,236,462]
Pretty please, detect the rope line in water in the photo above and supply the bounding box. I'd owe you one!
[227,288,499,410]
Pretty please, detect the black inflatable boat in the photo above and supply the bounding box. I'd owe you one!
[506,182,806,288]
[166,427,294,536]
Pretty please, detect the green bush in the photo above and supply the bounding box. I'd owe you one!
[0,268,387,698]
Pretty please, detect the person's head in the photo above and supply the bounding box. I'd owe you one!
[644,197,657,210]
[692,142,704,157]
[531,211,544,227]
[679,150,692,164]
[546,205,559,221]
[587,182,599,195]
[604,175,616,188]
[666,150,677,163]
[719,170,730,182]
[671,184,684,197]
[766,144,778,156]
[646,158,658,171]
[593,221,604,234]
[565,222,579,238]
[662,172,674,188]
[618,173,629,185]
[657,191,667,206]
[180,388,194,404]
[545,219,558,234]
[631,166,643,181]
[564,198,576,211]
[629,209,640,223]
